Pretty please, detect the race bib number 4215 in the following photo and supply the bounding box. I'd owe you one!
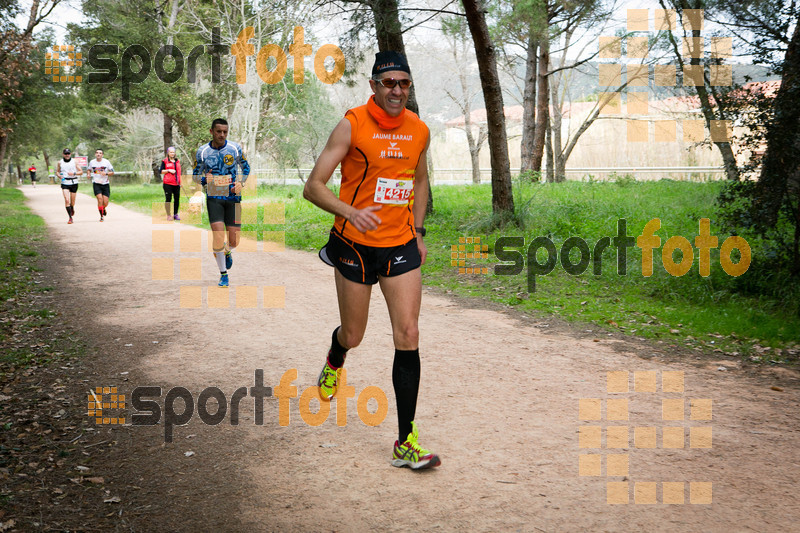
[374,177,413,205]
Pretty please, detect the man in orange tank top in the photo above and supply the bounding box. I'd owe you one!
[303,51,439,470]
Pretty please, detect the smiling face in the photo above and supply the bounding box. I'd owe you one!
[95,149,104,161]
[167,147,176,160]
[369,70,411,117]
[210,124,229,148]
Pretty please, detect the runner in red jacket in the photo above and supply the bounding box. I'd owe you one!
[160,147,182,221]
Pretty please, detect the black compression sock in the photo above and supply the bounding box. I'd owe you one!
[66,206,71,216]
[392,348,420,443]
[327,326,348,368]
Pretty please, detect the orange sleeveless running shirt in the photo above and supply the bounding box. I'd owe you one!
[333,97,429,247]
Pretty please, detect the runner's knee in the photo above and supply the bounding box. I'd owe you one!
[392,323,419,348]
[211,230,226,251]
[338,327,364,349]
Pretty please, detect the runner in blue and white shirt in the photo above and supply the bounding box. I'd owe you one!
[192,118,251,287]
[88,149,114,221]
[57,148,83,224]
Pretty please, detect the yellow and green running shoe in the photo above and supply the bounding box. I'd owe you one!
[317,360,341,400]
[391,421,441,470]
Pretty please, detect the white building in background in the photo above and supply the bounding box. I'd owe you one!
[432,95,731,183]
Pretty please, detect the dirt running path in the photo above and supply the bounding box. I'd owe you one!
[21,184,800,532]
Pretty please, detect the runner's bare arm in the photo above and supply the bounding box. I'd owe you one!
[192,152,205,184]
[412,137,431,264]
[303,118,383,233]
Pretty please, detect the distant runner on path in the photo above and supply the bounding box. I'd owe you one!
[57,148,82,224]
[28,164,37,188]
[192,118,250,288]
[88,149,114,222]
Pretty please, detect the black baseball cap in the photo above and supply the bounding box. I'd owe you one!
[372,51,411,76]
[63,148,71,154]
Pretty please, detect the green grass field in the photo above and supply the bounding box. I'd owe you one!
[0,187,80,368]
[110,180,800,362]
[0,187,46,300]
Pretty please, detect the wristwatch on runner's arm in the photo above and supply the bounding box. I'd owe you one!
[415,226,426,237]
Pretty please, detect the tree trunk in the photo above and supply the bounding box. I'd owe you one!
[162,0,179,155]
[0,134,8,187]
[549,65,565,182]
[462,0,514,215]
[673,0,738,180]
[469,135,482,184]
[152,159,161,184]
[370,0,418,113]
[464,124,481,184]
[426,150,435,210]
[16,161,23,184]
[458,58,482,184]
[520,32,537,176]
[164,114,173,153]
[370,0,433,213]
[755,19,800,261]
[545,123,554,183]
[531,35,549,172]
[42,149,51,183]
[693,66,739,181]
[554,145,566,182]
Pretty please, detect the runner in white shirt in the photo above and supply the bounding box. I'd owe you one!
[57,148,82,224]
[88,149,114,222]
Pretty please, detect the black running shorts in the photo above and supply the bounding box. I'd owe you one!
[92,183,110,197]
[206,197,241,227]
[61,183,78,193]
[320,230,421,285]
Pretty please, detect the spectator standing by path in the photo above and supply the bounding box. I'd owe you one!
[160,147,182,221]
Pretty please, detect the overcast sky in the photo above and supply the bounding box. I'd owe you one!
[21,0,755,64]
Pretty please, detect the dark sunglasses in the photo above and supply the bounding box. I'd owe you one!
[374,77,412,89]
